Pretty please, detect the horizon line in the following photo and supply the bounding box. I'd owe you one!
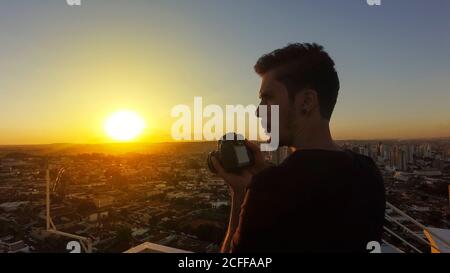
[1,136,450,147]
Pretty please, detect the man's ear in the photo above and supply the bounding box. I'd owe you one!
[294,88,318,115]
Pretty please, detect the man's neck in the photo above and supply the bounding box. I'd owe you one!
[291,120,340,151]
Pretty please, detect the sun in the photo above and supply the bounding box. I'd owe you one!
[104,110,146,141]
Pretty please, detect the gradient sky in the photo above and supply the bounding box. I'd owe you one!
[0,0,449,144]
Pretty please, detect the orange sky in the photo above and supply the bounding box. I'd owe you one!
[1,1,449,144]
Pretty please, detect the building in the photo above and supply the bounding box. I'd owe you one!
[93,195,114,208]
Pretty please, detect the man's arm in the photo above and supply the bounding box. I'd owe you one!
[220,188,246,253]
[210,141,267,253]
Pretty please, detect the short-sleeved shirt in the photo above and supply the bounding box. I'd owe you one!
[231,149,386,253]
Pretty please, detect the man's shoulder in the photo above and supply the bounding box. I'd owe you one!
[248,156,305,191]
[248,165,283,191]
[249,149,382,191]
[346,150,377,165]
[345,150,382,176]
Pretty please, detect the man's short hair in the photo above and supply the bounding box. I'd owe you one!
[254,43,340,120]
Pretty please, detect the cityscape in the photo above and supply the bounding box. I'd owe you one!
[0,139,449,253]
[1,0,450,261]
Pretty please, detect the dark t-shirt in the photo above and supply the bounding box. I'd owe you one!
[231,149,386,253]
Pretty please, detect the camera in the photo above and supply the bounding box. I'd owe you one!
[207,133,255,174]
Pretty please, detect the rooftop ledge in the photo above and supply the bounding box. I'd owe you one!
[124,242,192,253]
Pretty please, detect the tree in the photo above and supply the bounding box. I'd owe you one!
[111,225,133,252]
[76,200,96,215]
[194,224,225,244]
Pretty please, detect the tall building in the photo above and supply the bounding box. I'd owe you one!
[389,145,408,171]
[382,144,391,161]
[399,149,407,171]
[377,142,383,158]
[406,145,414,163]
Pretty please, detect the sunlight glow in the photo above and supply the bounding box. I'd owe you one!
[104,110,146,141]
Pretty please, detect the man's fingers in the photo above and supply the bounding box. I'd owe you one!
[245,140,261,154]
[241,169,253,178]
[211,156,226,176]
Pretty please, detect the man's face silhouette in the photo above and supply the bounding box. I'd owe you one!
[257,72,322,148]
[257,72,292,147]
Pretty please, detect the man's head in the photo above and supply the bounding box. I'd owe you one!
[255,43,340,147]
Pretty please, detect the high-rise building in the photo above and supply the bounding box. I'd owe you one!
[383,144,390,161]
[399,149,407,171]
[407,145,414,163]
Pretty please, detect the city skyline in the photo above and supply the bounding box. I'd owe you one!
[1,138,449,253]
[1,0,450,144]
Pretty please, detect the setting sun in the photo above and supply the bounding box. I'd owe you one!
[104,110,146,141]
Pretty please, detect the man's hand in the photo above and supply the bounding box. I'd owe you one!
[211,140,267,194]
[212,140,267,253]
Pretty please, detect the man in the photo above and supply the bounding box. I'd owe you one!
[212,43,385,253]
